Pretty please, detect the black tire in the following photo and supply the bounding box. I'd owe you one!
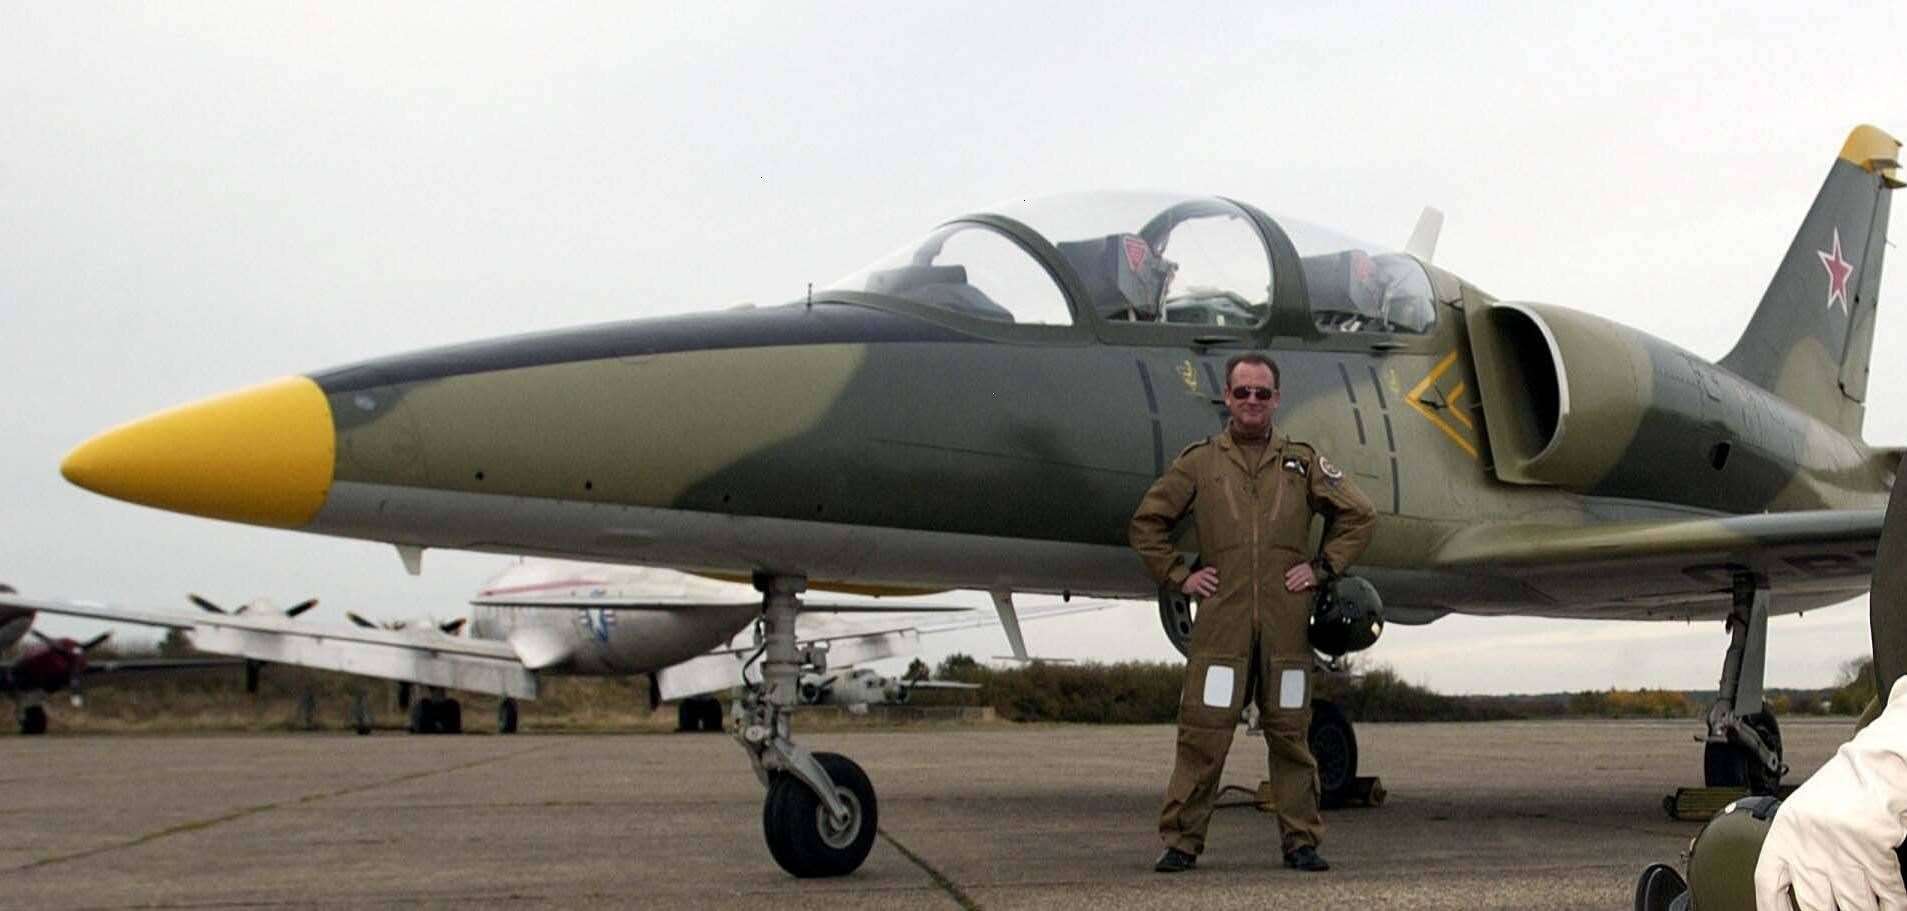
[762,752,878,878]
[350,696,374,735]
[498,698,519,735]
[441,699,463,735]
[19,706,47,736]
[407,699,431,734]
[1704,711,1784,794]
[1633,862,1688,911]
[1309,699,1358,809]
[1158,583,1195,658]
[678,697,721,733]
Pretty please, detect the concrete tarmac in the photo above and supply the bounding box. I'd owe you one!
[0,718,1856,909]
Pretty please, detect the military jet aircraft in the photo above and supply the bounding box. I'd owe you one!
[33,125,1901,876]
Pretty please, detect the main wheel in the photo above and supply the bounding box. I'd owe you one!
[19,705,47,736]
[1309,699,1359,809]
[762,752,878,878]
[497,698,518,734]
[440,699,463,735]
[699,698,725,732]
[1158,583,1196,658]
[1703,711,1784,793]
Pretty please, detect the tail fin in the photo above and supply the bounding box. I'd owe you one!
[1719,125,1901,438]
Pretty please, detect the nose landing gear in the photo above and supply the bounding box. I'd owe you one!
[736,574,877,878]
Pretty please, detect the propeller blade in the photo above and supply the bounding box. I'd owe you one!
[283,598,318,618]
[1870,475,1907,698]
[29,629,56,647]
[647,673,661,712]
[345,612,378,629]
[80,632,112,651]
[188,594,227,615]
[438,618,467,635]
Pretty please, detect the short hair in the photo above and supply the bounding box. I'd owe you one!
[1223,353,1281,390]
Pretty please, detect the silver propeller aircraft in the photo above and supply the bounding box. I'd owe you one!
[13,125,1900,877]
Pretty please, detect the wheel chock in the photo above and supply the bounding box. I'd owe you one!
[1257,776,1387,811]
[1662,784,1797,821]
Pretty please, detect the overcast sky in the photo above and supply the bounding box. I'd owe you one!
[4,3,1906,694]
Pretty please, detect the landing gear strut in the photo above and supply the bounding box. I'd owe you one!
[736,575,877,878]
[1703,574,1786,793]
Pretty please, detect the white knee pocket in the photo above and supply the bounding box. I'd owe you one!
[1277,667,1307,710]
[1202,665,1235,708]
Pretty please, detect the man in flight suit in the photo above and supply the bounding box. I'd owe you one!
[1130,353,1377,874]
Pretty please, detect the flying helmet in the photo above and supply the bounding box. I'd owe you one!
[1634,796,1778,910]
[1309,575,1384,657]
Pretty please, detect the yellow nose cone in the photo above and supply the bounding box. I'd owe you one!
[62,376,335,528]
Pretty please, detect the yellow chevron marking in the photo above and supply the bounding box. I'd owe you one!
[1407,351,1480,460]
[1447,381,1474,430]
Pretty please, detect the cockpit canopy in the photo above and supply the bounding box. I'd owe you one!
[829,192,1436,335]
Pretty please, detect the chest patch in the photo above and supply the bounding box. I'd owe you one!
[1281,456,1308,478]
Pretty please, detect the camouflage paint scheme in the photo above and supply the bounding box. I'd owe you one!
[67,127,1905,627]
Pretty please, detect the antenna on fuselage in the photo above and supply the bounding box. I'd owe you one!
[1405,206,1444,263]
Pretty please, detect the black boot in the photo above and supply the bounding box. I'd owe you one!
[1154,847,1198,873]
[1283,845,1330,872]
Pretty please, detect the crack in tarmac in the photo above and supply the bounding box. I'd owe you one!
[13,742,560,872]
[879,828,982,910]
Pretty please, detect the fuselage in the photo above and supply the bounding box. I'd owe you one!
[58,192,1893,626]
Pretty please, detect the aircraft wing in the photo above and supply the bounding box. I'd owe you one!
[654,599,1121,701]
[0,594,537,699]
[1426,508,1885,621]
[83,656,247,675]
[471,594,971,613]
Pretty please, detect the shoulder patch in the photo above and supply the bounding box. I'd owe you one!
[1318,456,1344,482]
[1176,438,1212,460]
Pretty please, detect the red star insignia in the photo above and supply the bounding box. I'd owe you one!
[1817,228,1855,314]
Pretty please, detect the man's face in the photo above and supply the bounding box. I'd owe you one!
[1226,362,1279,435]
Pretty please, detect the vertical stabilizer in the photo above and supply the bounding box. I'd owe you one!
[1719,125,1900,439]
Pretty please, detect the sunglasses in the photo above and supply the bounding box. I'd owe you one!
[1229,385,1276,401]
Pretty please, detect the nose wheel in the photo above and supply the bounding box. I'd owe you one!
[763,751,878,877]
[738,574,878,878]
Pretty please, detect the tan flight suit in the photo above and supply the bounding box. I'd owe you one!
[1129,424,1377,856]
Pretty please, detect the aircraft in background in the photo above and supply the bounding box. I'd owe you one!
[0,584,245,734]
[3,560,1097,735]
[36,126,1903,876]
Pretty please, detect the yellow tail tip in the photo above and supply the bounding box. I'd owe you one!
[1841,125,1903,184]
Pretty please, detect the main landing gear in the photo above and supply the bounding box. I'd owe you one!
[736,575,878,878]
[1702,574,1786,793]
[16,700,47,736]
[407,687,464,735]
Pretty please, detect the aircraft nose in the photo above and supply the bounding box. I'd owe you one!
[61,376,336,528]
